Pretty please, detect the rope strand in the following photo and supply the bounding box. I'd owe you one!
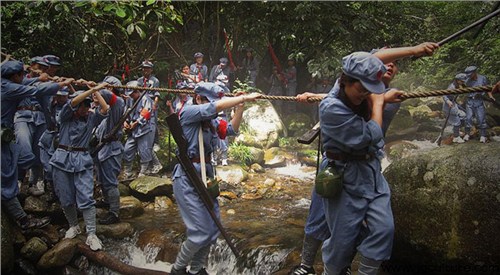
[108,84,493,102]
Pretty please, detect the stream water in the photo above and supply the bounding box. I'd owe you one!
[88,164,317,274]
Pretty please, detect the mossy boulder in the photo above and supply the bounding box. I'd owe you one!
[264,147,294,168]
[129,176,173,198]
[119,196,144,218]
[234,100,284,149]
[20,237,48,262]
[384,142,500,266]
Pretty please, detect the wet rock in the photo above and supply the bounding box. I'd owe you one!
[118,183,130,196]
[241,193,263,200]
[154,196,173,209]
[220,191,238,200]
[136,228,179,263]
[119,196,144,219]
[216,165,249,184]
[226,209,236,215]
[96,222,134,239]
[384,142,500,266]
[23,196,49,214]
[248,147,265,165]
[37,238,81,269]
[250,163,265,173]
[129,176,173,199]
[408,105,433,122]
[234,100,284,149]
[264,147,291,168]
[1,210,15,273]
[20,237,48,262]
[283,113,312,137]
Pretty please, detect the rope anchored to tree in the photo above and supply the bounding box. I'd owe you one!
[109,84,494,102]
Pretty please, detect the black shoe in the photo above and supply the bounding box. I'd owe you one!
[98,212,120,225]
[189,268,208,275]
[18,215,51,230]
[170,267,188,275]
[289,264,316,275]
[95,200,110,209]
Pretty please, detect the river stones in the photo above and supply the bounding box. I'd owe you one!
[97,222,134,239]
[216,165,249,184]
[37,238,81,269]
[20,237,48,262]
[129,176,173,198]
[119,196,144,218]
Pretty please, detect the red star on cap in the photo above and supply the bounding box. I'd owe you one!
[376,70,383,80]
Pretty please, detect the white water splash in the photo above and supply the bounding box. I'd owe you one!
[273,162,316,180]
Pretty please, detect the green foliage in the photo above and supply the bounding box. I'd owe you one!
[228,143,253,165]
[1,1,498,91]
[278,137,292,147]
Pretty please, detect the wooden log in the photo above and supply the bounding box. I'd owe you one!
[76,243,169,275]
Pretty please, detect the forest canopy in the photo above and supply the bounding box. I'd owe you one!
[2,1,499,91]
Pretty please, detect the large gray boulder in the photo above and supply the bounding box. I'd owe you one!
[384,142,500,266]
[216,165,249,184]
[234,100,285,149]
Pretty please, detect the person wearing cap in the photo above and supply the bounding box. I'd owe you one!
[239,48,259,87]
[209,57,233,88]
[189,52,208,83]
[49,82,109,251]
[463,66,493,143]
[27,56,49,78]
[1,60,73,231]
[170,82,261,275]
[122,81,158,178]
[292,48,405,275]
[136,60,163,172]
[442,73,468,143]
[93,77,126,225]
[38,87,70,201]
[317,43,438,275]
[14,57,56,196]
[170,81,193,116]
[43,54,61,77]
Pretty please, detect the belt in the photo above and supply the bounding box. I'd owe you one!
[326,151,374,161]
[191,155,212,163]
[17,106,41,111]
[58,144,88,152]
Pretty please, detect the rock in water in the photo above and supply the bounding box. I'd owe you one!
[96,222,134,239]
[384,142,500,266]
[20,237,48,262]
[216,165,249,184]
[129,176,173,198]
[37,239,81,269]
[234,100,284,149]
[119,196,144,218]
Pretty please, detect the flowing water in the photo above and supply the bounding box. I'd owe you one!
[87,163,317,274]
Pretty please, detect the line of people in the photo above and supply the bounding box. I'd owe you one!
[443,66,495,144]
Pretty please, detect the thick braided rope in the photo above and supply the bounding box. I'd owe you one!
[399,85,492,99]
[110,85,306,102]
[109,84,493,102]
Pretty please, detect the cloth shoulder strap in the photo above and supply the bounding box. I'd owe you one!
[198,127,207,187]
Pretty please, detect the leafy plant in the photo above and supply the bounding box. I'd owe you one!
[228,142,253,165]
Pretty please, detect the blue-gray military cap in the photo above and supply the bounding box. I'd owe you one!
[342,52,387,94]
[1,60,24,77]
[43,55,61,66]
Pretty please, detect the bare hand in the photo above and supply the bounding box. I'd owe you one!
[61,78,75,86]
[243,92,261,102]
[413,42,439,57]
[38,73,50,82]
[384,89,404,103]
[296,92,317,103]
[492,81,500,94]
[447,101,454,108]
